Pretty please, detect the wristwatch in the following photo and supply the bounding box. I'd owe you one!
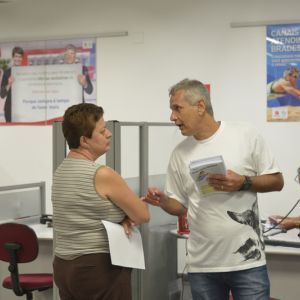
[238,176,252,191]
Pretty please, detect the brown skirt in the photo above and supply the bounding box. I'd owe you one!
[53,253,132,300]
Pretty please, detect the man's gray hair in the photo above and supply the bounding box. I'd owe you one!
[65,44,76,51]
[169,79,214,116]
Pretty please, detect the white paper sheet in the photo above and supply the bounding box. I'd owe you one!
[102,220,145,269]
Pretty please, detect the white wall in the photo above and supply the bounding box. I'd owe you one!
[0,0,300,218]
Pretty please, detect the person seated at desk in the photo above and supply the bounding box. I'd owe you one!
[52,103,149,300]
[269,166,300,230]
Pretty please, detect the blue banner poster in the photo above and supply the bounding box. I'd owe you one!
[0,38,96,125]
[267,23,300,122]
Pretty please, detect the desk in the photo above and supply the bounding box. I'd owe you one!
[170,229,188,274]
[266,250,300,300]
[264,229,300,300]
[171,229,300,300]
[29,223,53,240]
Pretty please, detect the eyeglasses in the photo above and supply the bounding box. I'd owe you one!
[295,174,300,184]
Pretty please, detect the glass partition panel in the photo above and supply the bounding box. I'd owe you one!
[148,125,184,175]
[120,126,140,178]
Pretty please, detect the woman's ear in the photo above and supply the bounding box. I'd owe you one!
[80,136,89,148]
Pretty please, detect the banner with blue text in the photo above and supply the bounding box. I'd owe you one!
[267,23,300,122]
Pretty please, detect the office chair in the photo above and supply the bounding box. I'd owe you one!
[0,223,53,300]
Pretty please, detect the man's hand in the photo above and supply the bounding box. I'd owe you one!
[142,187,167,207]
[78,74,88,88]
[207,170,245,192]
[7,75,14,91]
[142,187,186,216]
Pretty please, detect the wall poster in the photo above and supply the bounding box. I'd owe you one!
[267,23,300,122]
[0,38,96,125]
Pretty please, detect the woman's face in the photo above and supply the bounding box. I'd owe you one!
[85,117,112,157]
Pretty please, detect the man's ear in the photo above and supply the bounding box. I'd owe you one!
[197,99,206,115]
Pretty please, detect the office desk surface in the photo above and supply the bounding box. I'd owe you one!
[265,228,300,255]
[0,219,53,240]
[28,223,53,240]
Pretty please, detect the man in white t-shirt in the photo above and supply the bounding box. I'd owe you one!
[144,79,284,300]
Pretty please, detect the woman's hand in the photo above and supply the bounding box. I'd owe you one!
[121,216,135,238]
[269,215,300,231]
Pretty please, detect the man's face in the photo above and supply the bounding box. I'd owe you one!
[12,53,23,66]
[64,49,76,64]
[169,89,202,137]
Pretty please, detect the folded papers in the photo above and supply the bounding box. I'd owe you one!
[189,155,226,195]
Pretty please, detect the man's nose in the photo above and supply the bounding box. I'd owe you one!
[170,111,176,122]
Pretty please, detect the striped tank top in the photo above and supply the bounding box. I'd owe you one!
[52,157,126,259]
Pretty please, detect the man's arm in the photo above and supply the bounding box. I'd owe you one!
[82,65,93,94]
[248,173,284,193]
[143,187,186,216]
[0,69,11,98]
[208,171,284,193]
[283,85,300,99]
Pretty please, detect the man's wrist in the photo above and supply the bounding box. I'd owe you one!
[238,176,252,191]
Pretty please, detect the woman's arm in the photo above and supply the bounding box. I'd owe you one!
[95,166,150,225]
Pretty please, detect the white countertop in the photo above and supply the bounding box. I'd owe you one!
[265,245,300,255]
[28,223,53,240]
[0,218,53,240]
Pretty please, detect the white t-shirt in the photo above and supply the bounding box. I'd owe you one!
[165,121,280,272]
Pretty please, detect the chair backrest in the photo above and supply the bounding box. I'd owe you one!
[0,223,38,263]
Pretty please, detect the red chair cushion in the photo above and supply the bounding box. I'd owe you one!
[3,273,53,290]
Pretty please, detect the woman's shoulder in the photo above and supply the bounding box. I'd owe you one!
[96,165,121,181]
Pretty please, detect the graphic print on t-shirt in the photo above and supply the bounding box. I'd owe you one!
[227,200,264,261]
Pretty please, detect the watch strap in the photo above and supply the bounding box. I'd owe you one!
[238,176,252,191]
